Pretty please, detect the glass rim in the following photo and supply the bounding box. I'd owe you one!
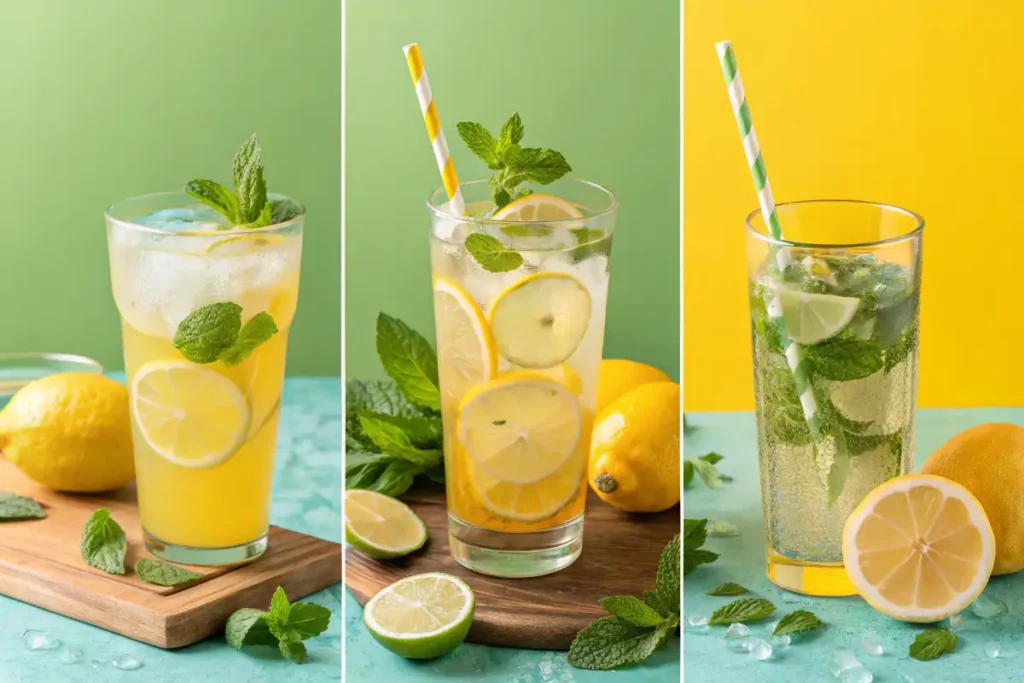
[745,199,924,249]
[425,177,618,225]
[105,191,306,237]
[0,352,104,373]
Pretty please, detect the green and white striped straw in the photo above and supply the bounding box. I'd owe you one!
[716,40,820,439]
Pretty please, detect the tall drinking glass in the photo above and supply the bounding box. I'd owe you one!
[106,192,303,565]
[746,200,922,595]
[428,178,616,578]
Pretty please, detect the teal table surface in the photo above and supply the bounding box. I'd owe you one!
[0,377,342,683]
[684,409,1024,683]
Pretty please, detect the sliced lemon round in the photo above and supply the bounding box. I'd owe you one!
[459,373,581,485]
[489,272,591,369]
[434,278,497,404]
[472,451,584,522]
[364,572,475,659]
[843,474,996,623]
[491,193,583,222]
[204,233,288,255]
[344,489,428,559]
[775,289,860,344]
[131,361,250,469]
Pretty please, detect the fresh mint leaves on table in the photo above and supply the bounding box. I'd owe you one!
[567,535,680,670]
[135,558,202,587]
[683,518,719,576]
[683,452,731,489]
[81,509,127,575]
[0,492,45,520]
[184,133,302,229]
[772,610,825,636]
[708,598,776,625]
[909,628,957,661]
[707,582,748,596]
[226,586,331,664]
[345,313,445,497]
[173,303,277,367]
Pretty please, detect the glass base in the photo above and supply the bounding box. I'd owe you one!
[448,514,583,578]
[766,548,856,596]
[144,529,268,567]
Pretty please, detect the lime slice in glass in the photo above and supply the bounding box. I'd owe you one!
[345,490,427,559]
[776,290,860,344]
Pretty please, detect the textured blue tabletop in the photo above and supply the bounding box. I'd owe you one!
[684,409,1024,683]
[0,377,342,683]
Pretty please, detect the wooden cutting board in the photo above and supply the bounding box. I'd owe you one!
[345,486,679,651]
[0,458,341,648]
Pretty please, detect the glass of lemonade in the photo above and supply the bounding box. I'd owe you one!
[428,178,616,578]
[106,192,303,565]
[746,200,923,595]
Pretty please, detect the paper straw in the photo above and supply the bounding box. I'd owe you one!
[716,40,820,439]
[403,43,465,217]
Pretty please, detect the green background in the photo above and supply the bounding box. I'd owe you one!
[345,0,680,380]
[0,0,340,376]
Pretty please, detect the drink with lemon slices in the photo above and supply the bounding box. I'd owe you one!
[428,177,615,578]
[746,200,923,595]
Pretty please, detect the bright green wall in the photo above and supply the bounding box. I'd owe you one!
[345,0,680,380]
[0,0,340,376]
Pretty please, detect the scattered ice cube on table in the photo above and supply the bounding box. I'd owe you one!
[707,520,741,537]
[686,614,710,634]
[111,655,143,671]
[842,667,873,683]
[900,676,915,683]
[91,660,102,670]
[748,638,772,660]
[984,641,1002,659]
[58,646,83,664]
[771,634,791,649]
[23,630,61,651]
[861,636,884,656]
[725,623,751,639]
[972,593,1008,619]
[949,612,966,628]
[727,637,754,653]
[831,649,862,677]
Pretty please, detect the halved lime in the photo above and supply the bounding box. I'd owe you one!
[776,290,860,344]
[364,572,475,659]
[345,490,428,559]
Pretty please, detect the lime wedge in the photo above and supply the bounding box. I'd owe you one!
[776,290,860,344]
[345,490,428,559]
[364,572,475,659]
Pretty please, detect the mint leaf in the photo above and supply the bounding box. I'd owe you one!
[355,411,442,449]
[81,509,127,575]
[345,451,423,496]
[376,313,441,411]
[772,610,825,636]
[700,452,724,465]
[233,134,269,225]
[135,558,202,587]
[357,411,442,468]
[173,302,242,364]
[909,628,957,661]
[708,598,775,625]
[464,233,523,273]
[225,608,276,649]
[683,519,718,576]
[220,312,278,367]
[287,602,332,639]
[279,640,307,664]
[567,616,666,670]
[268,586,292,623]
[690,458,724,488]
[884,322,917,373]
[498,112,524,152]
[456,122,501,169]
[0,492,45,520]
[641,590,670,618]
[599,596,665,628]
[514,148,572,184]
[346,379,423,420]
[805,337,883,381]
[683,460,694,487]
[227,587,329,664]
[655,535,680,613]
[183,179,239,224]
[270,197,304,224]
[707,582,748,596]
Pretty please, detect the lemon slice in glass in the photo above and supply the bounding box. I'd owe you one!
[491,193,583,222]
[775,289,860,344]
[459,373,581,485]
[472,451,584,522]
[364,572,475,659]
[434,278,497,405]
[344,489,428,559]
[843,474,996,623]
[489,272,591,369]
[131,361,250,469]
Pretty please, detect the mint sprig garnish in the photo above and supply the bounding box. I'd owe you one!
[81,509,127,575]
[226,586,331,664]
[464,233,524,273]
[683,518,719,576]
[0,492,45,520]
[909,628,957,661]
[184,134,301,229]
[135,558,202,587]
[772,610,825,636]
[708,598,776,625]
[173,303,278,367]
[568,535,680,670]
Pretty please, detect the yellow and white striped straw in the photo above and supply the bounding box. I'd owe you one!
[403,43,465,216]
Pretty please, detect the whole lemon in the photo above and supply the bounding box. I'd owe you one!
[0,373,135,492]
[921,423,1024,575]
[595,359,671,417]
[589,381,679,512]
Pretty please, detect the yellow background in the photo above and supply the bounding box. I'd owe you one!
[685,0,1024,410]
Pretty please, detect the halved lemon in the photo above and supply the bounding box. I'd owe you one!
[842,474,996,623]
[459,373,582,485]
[345,489,428,559]
[131,361,250,469]
[491,193,583,222]
[433,278,497,404]
[489,272,591,369]
[472,450,584,522]
[775,289,860,345]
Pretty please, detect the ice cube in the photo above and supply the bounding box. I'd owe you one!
[707,520,741,537]
[984,641,1001,659]
[23,630,60,651]
[748,638,772,660]
[861,636,884,656]
[111,654,143,670]
[831,649,861,676]
[972,593,1008,619]
[725,623,751,639]
[842,667,873,683]
[949,612,966,628]
[771,634,791,649]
